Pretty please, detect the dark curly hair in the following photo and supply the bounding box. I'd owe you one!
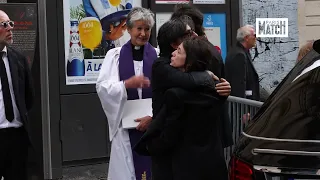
[157,18,190,56]
[171,4,205,36]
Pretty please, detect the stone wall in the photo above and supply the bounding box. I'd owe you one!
[298,0,320,47]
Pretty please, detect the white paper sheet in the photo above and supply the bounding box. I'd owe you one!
[122,98,153,129]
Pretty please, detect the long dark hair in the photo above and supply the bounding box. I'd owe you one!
[182,37,218,72]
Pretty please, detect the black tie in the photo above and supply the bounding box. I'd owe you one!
[0,51,14,122]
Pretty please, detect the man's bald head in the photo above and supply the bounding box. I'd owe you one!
[0,10,7,15]
[0,10,9,21]
[0,10,13,49]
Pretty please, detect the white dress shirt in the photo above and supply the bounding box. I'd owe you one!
[133,60,143,99]
[0,46,22,129]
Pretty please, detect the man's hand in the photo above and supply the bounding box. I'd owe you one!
[135,116,152,132]
[242,113,251,123]
[216,78,231,97]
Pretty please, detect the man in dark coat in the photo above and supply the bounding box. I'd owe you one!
[225,25,260,101]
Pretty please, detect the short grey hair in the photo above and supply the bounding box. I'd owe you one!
[236,25,255,42]
[126,7,155,29]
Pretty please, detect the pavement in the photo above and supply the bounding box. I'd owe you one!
[1,162,109,180]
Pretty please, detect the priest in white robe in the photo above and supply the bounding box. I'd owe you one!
[96,7,157,180]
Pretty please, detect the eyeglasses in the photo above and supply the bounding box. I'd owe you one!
[0,21,14,29]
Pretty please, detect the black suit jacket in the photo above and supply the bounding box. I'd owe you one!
[225,42,260,101]
[7,46,35,135]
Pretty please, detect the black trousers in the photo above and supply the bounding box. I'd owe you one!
[0,127,28,180]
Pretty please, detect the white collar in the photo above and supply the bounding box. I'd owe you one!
[1,46,7,56]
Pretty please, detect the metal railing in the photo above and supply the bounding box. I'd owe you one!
[224,96,264,165]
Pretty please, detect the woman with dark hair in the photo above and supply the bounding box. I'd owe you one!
[146,37,228,180]
[171,3,233,149]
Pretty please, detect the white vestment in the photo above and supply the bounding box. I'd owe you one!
[96,47,159,180]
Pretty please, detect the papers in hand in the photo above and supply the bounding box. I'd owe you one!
[122,98,153,129]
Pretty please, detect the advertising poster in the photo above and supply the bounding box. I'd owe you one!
[0,3,37,67]
[63,0,135,85]
[155,0,189,4]
[203,13,227,61]
[155,12,171,39]
[193,0,225,4]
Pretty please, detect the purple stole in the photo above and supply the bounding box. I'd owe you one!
[118,40,157,180]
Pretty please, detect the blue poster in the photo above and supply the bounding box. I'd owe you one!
[203,13,227,61]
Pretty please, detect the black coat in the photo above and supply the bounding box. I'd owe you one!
[208,45,233,148]
[147,87,228,180]
[151,54,233,149]
[134,55,231,180]
[225,42,260,101]
[7,47,35,140]
[138,55,217,180]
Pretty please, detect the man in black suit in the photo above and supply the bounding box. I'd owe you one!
[0,10,35,180]
[225,25,260,101]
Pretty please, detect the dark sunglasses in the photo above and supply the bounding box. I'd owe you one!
[0,21,14,29]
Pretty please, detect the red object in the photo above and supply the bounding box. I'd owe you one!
[229,156,253,180]
[214,46,221,54]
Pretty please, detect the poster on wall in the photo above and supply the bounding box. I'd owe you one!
[155,12,171,39]
[0,3,37,67]
[63,0,138,85]
[156,0,189,4]
[193,0,225,4]
[203,13,227,61]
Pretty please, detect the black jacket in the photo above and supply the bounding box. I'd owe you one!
[153,54,233,147]
[134,55,228,154]
[134,54,231,180]
[147,87,228,180]
[225,42,260,101]
[7,46,35,136]
[151,55,216,118]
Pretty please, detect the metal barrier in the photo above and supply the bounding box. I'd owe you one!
[224,96,264,165]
